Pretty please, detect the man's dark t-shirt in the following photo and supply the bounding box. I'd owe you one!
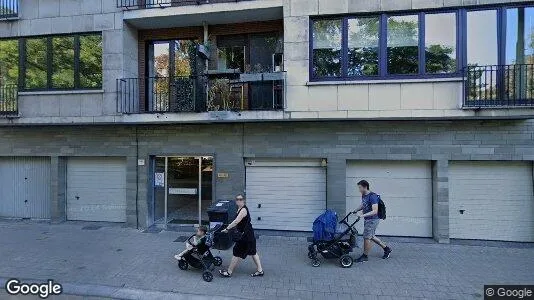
[361,192,379,220]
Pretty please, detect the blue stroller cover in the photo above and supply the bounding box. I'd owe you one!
[312,210,338,242]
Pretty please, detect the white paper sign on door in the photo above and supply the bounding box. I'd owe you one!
[155,173,165,187]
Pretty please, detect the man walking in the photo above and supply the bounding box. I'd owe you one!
[354,180,391,262]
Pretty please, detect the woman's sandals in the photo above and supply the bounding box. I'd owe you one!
[250,270,264,277]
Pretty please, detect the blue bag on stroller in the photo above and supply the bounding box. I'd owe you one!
[312,209,338,242]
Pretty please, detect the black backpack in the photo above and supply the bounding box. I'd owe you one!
[372,193,387,220]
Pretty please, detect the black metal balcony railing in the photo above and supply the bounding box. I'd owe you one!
[117,73,285,114]
[117,0,253,9]
[464,64,534,108]
[0,84,18,116]
[0,0,18,19]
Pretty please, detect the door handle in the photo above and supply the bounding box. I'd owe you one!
[75,196,80,200]
[459,209,465,214]
[258,204,261,208]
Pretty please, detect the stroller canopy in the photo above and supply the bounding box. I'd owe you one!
[312,210,338,242]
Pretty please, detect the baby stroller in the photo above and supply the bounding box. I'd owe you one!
[177,226,223,282]
[307,210,360,268]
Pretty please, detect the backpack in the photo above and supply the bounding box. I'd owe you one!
[376,194,387,220]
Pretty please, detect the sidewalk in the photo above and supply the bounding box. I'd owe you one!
[0,220,533,300]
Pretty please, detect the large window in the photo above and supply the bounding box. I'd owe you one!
[311,12,458,80]
[20,33,102,91]
[0,39,19,86]
[347,17,379,76]
[312,19,342,78]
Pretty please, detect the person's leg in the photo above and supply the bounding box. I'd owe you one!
[227,256,242,274]
[363,238,373,255]
[371,236,387,249]
[251,254,263,272]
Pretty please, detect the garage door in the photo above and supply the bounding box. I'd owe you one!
[449,161,534,242]
[245,159,326,231]
[67,157,127,222]
[346,161,432,237]
[0,157,50,219]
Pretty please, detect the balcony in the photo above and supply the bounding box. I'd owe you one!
[0,0,18,19]
[464,64,534,108]
[117,72,286,114]
[0,84,18,116]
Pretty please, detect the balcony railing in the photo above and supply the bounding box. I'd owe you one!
[0,84,18,116]
[0,0,18,19]
[464,64,534,108]
[117,0,254,9]
[117,72,285,114]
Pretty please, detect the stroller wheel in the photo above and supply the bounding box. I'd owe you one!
[311,259,320,267]
[203,271,214,282]
[178,259,188,270]
[340,254,353,268]
[213,256,223,266]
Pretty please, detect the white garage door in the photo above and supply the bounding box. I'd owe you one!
[346,161,432,237]
[67,157,127,222]
[0,157,50,219]
[449,161,534,242]
[245,159,326,231]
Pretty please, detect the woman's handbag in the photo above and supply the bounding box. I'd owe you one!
[231,229,244,242]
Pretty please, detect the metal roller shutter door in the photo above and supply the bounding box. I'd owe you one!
[449,161,534,242]
[67,157,127,222]
[245,159,326,231]
[346,161,433,237]
[0,157,51,219]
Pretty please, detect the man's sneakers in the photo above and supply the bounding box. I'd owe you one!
[382,246,392,259]
[356,247,391,262]
[355,254,368,263]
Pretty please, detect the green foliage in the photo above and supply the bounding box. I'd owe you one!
[0,39,19,86]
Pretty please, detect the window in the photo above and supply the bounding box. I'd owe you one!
[387,15,419,75]
[467,10,498,66]
[0,39,19,86]
[310,12,459,80]
[79,35,103,88]
[25,38,48,89]
[20,33,102,91]
[425,13,457,74]
[505,7,534,65]
[312,19,342,78]
[52,36,75,89]
[347,17,379,76]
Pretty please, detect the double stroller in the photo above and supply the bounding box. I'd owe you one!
[308,210,360,268]
[177,225,223,282]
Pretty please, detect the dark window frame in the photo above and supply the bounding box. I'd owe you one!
[309,3,534,82]
[14,32,103,91]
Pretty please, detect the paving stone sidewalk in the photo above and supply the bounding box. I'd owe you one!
[0,220,533,300]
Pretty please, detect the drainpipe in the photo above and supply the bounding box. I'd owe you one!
[203,21,209,73]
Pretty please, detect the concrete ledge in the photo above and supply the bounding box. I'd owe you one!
[307,77,464,86]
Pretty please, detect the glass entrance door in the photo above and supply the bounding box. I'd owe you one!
[153,156,213,226]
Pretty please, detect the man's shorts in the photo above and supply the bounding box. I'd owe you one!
[363,219,380,239]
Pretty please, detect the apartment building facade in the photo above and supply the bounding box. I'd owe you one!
[0,0,533,243]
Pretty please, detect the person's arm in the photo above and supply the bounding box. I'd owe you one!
[353,203,363,213]
[222,209,247,232]
[360,194,379,218]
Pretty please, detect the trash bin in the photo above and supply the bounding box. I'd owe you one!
[207,199,238,250]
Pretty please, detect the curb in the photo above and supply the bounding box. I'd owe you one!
[0,277,243,300]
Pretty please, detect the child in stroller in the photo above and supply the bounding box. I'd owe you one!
[175,225,223,282]
[307,210,360,268]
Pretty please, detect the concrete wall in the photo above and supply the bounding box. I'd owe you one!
[283,0,534,119]
[0,0,126,120]
[0,119,532,239]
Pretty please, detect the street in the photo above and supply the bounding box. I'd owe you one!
[0,220,533,299]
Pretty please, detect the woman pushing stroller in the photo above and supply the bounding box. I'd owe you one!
[219,194,264,278]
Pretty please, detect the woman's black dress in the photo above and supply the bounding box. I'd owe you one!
[233,206,257,259]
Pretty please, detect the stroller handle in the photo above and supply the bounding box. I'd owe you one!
[339,211,360,228]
